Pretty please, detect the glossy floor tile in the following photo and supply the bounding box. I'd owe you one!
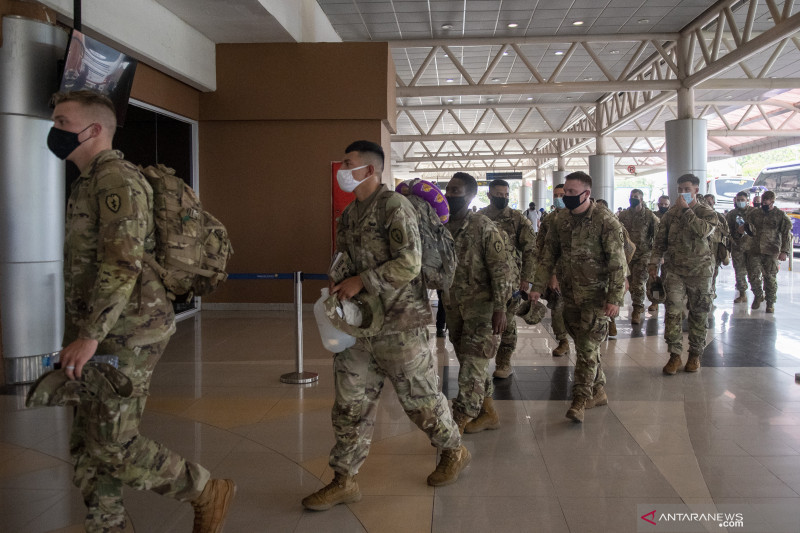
[2,266,800,532]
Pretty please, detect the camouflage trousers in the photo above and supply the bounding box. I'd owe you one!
[549,296,568,341]
[445,310,498,418]
[628,253,652,308]
[731,249,753,294]
[562,303,607,400]
[663,269,713,356]
[496,298,520,365]
[329,328,461,475]
[747,252,780,303]
[70,338,210,533]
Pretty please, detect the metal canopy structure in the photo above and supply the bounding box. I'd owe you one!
[314,0,800,181]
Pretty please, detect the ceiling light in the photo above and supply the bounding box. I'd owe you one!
[526,97,533,101]
[446,78,454,83]
[572,21,584,26]
[487,98,495,103]
[447,98,454,103]
[503,51,509,56]
[583,77,593,80]
[609,50,620,54]
[565,96,573,100]
[554,51,564,55]
[638,19,649,24]
[491,77,500,82]
[507,23,519,28]
[441,24,453,30]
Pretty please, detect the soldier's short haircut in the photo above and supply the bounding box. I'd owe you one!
[565,171,592,188]
[596,199,608,208]
[736,190,750,199]
[658,195,670,202]
[762,190,775,201]
[451,172,478,195]
[345,140,384,171]
[677,173,700,186]
[554,183,565,191]
[489,179,510,189]
[631,188,644,197]
[51,90,117,131]
[704,193,716,202]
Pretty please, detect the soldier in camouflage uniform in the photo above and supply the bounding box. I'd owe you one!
[479,179,537,378]
[648,174,718,375]
[656,195,671,219]
[442,173,512,434]
[726,191,756,303]
[536,184,570,356]
[531,172,627,423]
[303,141,467,512]
[741,190,792,313]
[618,189,659,323]
[704,194,731,301]
[50,91,233,533]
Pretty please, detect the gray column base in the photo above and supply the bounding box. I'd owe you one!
[3,352,59,385]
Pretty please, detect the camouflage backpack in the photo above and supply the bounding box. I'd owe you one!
[378,189,457,291]
[139,164,233,301]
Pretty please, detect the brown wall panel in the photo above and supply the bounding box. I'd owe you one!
[201,42,391,122]
[130,63,200,121]
[199,119,383,304]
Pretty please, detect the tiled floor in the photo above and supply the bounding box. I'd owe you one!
[2,265,800,532]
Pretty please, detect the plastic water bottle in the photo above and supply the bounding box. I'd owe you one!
[736,215,744,226]
[313,288,356,353]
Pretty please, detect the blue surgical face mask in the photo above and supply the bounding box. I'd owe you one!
[736,200,747,209]
[680,192,694,204]
[554,197,566,209]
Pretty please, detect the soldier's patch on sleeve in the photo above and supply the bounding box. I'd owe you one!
[390,227,404,244]
[99,186,134,220]
[494,240,503,254]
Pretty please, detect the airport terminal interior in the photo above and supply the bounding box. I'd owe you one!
[1,267,800,532]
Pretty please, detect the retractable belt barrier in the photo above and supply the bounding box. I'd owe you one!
[228,271,327,384]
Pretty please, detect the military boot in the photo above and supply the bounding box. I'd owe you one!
[464,397,500,433]
[302,472,361,511]
[452,409,472,435]
[684,352,701,373]
[566,397,586,423]
[192,479,236,532]
[733,291,747,304]
[631,305,644,324]
[585,384,608,409]
[662,353,682,375]
[766,302,775,313]
[647,302,658,313]
[427,445,471,486]
[493,351,514,378]
[552,338,570,357]
[607,318,617,338]
[751,295,764,310]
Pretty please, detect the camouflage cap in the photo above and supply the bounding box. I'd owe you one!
[516,299,548,325]
[26,363,134,408]
[324,291,385,338]
[647,276,666,304]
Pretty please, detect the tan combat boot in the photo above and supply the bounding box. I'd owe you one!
[302,472,361,511]
[647,302,658,313]
[192,479,236,532]
[662,353,682,375]
[493,352,514,378]
[751,295,764,310]
[427,445,471,486]
[566,397,587,423]
[585,384,608,409]
[733,291,747,304]
[607,318,617,338]
[464,397,500,433]
[552,338,570,357]
[452,409,472,435]
[684,352,701,372]
[631,305,644,324]
[766,302,775,313]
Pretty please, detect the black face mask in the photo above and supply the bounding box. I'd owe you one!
[446,195,469,214]
[490,196,509,210]
[47,124,92,160]
[762,203,771,212]
[629,198,640,208]
[658,206,669,214]
[563,192,586,211]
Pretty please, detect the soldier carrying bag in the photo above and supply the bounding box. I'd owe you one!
[139,164,233,301]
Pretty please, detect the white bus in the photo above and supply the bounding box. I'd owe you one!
[706,176,754,212]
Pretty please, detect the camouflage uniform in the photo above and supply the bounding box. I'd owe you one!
[444,212,512,417]
[532,201,627,400]
[330,185,460,475]
[726,206,755,296]
[536,208,568,343]
[649,202,718,357]
[64,150,208,532]
[478,204,537,368]
[618,206,659,309]
[710,210,730,298]
[744,206,792,304]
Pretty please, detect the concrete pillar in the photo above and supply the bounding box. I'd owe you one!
[553,157,566,186]
[520,183,532,211]
[536,174,549,211]
[589,154,615,210]
[665,119,707,198]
